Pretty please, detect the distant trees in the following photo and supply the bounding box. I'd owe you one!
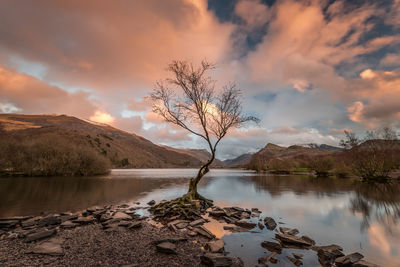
[308,156,334,177]
[0,133,110,176]
[340,127,400,181]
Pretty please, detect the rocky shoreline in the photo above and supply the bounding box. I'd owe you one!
[0,201,379,266]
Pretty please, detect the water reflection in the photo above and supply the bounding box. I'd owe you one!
[1,169,399,266]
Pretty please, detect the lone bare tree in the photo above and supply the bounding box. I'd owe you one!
[149,60,258,215]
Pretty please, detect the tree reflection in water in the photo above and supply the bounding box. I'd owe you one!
[350,181,400,232]
[249,174,400,232]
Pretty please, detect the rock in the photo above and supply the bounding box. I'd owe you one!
[92,209,107,219]
[0,216,32,221]
[209,210,226,217]
[293,253,304,259]
[189,219,205,227]
[128,221,142,229]
[353,260,379,267]
[205,239,225,253]
[258,222,264,230]
[21,217,39,228]
[147,200,156,206]
[24,229,57,242]
[258,252,278,265]
[264,217,277,230]
[0,220,19,229]
[235,219,256,229]
[261,241,282,253]
[194,226,215,239]
[287,255,302,266]
[175,222,188,229]
[118,221,131,227]
[28,238,64,256]
[187,231,197,237]
[104,224,120,232]
[38,216,61,227]
[335,252,364,266]
[301,235,315,245]
[222,216,237,224]
[100,213,112,222]
[60,214,78,222]
[112,212,132,220]
[86,206,101,213]
[200,253,233,267]
[275,233,313,247]
[240,212,250,219]
[60,221,79,229]
[279,227,299,236]
[73,216,95,225]
[223,225,248,233]
[156,242,177,254]
[316,244,344,267]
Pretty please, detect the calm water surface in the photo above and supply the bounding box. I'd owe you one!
[1,169,399,266]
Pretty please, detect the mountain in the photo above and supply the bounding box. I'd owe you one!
[247,143,335,171]
[162,146,224,167]
[0,114,207,168]
[305,143,343,152]
[223,153,253,168]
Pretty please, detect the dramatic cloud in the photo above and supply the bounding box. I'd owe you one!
[0,65,96,117]
[0,0,234,92]
[0,0,399,159]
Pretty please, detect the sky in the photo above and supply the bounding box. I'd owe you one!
[0,0,399,160]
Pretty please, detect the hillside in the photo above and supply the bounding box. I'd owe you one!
[247,143,335,171]
[0,114,206,169]
[162,146,224,167]
[223,153,253,168]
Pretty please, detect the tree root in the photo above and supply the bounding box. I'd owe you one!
[149,192,213,222]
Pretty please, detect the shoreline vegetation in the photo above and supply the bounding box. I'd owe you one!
[0,200,379,267]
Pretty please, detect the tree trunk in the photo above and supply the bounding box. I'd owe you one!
[187,153,214,199]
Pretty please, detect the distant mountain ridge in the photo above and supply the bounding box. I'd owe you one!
[223,153,253,168]
[0,114,214,168]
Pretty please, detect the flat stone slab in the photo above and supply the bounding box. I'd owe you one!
[156,242,176,254]
[128,221,142,229]
[223,225,248,233]
[205,239,225,253]
[261,241,282,253]
[235,219,256,229]
[60,221,79,229]
[335,252,364,266]
[24,229,57,243]
[194,226,215,239]
[189,219,205,227]
[73,216,95,225]
[27,238,64,256]
[280,227,299,236]
[0,220,19,229]
[38,216,62,227]
[112,212,132,220]
[275,233,313,247]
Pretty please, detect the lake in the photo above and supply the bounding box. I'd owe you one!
[1,169,399,266]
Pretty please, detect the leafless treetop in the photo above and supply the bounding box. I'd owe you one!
[150,60,259,155]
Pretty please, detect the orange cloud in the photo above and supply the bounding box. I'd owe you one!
[348,101,364,123]
[0,0,234,93]
[89,110,115,125]
[0,65,96,117]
